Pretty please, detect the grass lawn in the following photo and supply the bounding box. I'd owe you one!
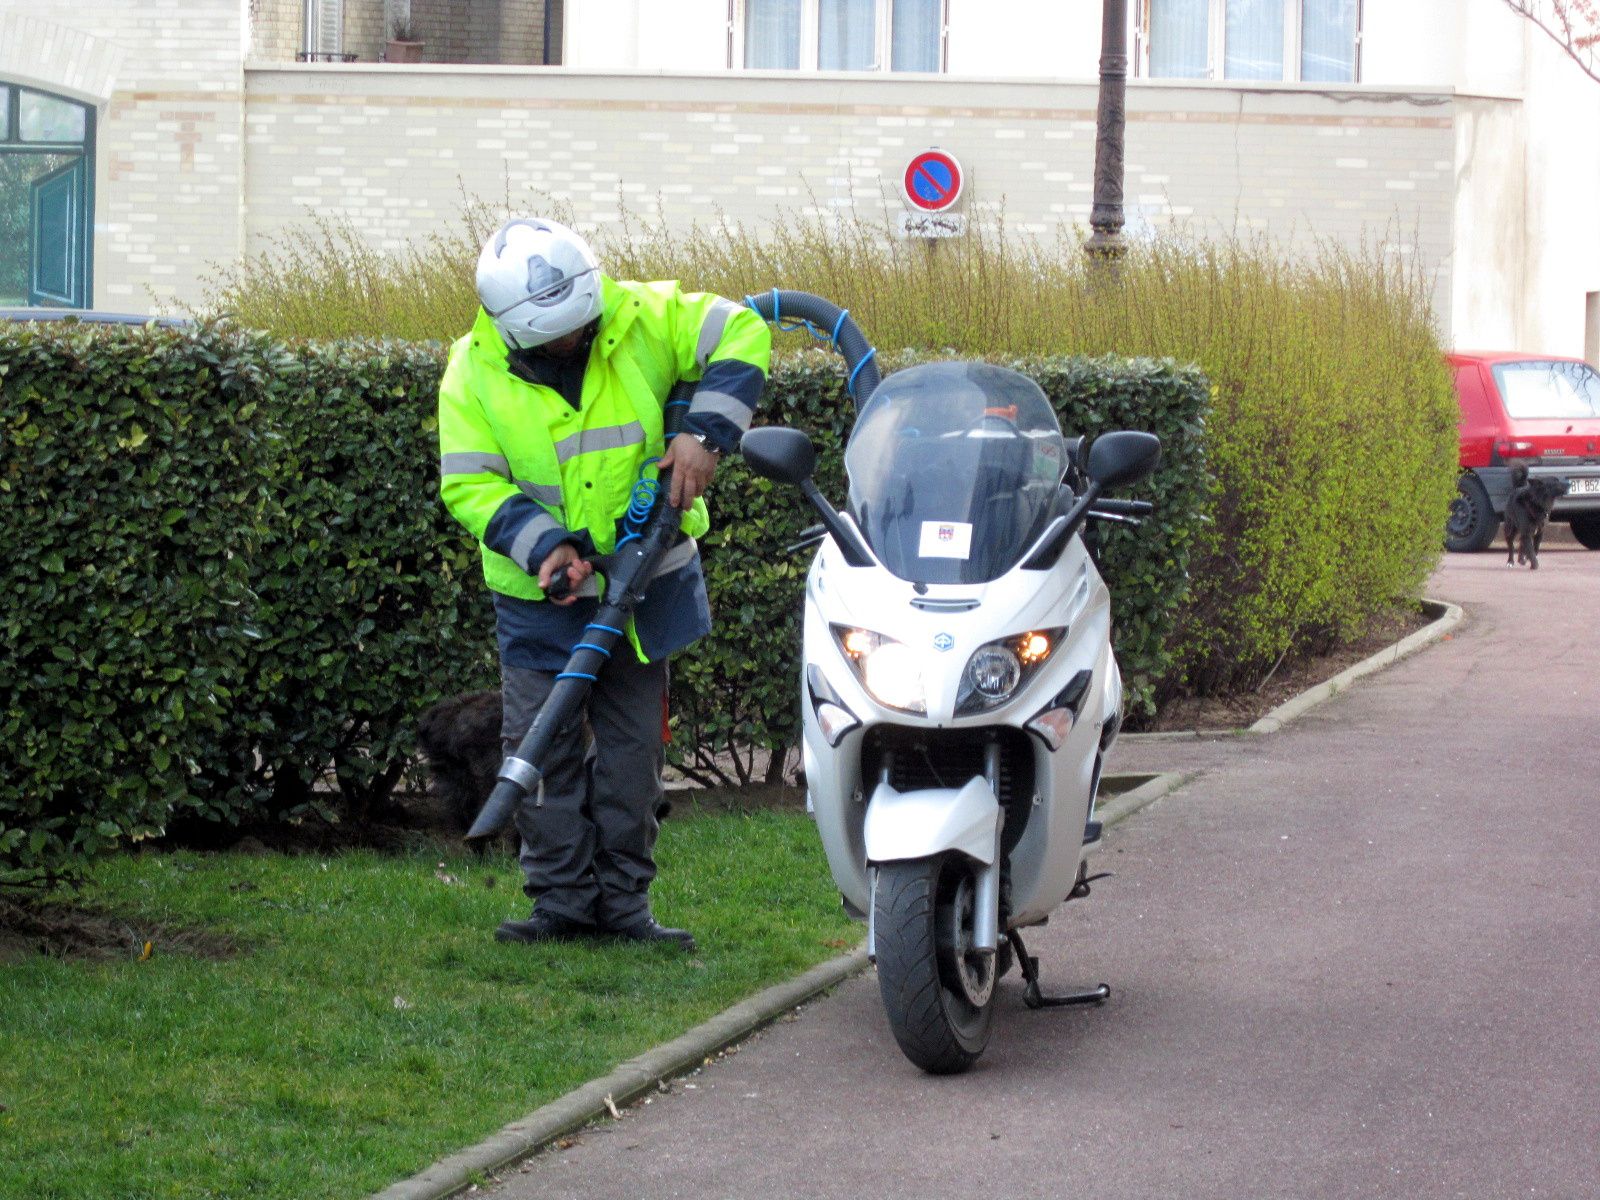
[0,805,858,1199]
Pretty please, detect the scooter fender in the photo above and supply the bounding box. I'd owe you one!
[864,777,1003,958]
[863,777,999,866]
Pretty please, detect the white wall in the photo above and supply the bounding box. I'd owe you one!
[560,0,1537,89]
[944,0,1101,79]
[562,0,728,69]
[1451,97,1527,350]
[1513,20,1600,355]
[1431,0,1600,355]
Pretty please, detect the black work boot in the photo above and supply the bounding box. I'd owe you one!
[604,914,697,952]
[494,908,597,945]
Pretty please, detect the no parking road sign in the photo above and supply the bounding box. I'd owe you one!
[902,149,964,213]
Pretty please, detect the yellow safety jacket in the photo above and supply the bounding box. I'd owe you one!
[438,277,770,606]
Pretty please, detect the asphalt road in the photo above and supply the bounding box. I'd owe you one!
[482,540,1600,1200]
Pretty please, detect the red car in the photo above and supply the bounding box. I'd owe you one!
[1445,351,1600,552]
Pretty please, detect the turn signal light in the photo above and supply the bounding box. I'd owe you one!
[1018,631,1052,664]
[841,628,876,658]
[815,702,860,747]
[1026,707,1075,751]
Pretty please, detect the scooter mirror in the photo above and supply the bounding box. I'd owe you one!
[740,426,817,486]
[1087,430,1162,492]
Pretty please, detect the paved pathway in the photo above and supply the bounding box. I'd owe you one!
[483,540,1600,1200]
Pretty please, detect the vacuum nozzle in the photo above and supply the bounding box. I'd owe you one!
[465,757,542,842]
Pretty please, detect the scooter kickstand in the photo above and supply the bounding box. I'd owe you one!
[1006,929,1111,1010]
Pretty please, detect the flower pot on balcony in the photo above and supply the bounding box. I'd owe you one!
[385,39,425,63]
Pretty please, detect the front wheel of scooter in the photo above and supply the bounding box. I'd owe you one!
[874,853,997,1074]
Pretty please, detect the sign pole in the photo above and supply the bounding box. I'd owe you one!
[1086,0,1127,264]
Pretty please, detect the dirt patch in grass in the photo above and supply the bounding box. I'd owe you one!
[158,773,808,860]
[158,784,478,859]
[1138,604,1437,733]
[665,783,807,815]
[0,898,239,964]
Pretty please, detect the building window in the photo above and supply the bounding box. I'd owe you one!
[1138,0,1360,83]
[739,0,946,72]
[0,84,94,308]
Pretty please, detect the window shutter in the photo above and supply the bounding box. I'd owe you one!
[314,0,344,54]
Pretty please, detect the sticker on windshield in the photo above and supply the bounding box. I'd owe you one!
[919,520,973,559]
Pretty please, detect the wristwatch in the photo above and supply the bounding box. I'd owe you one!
[690,432,723,456]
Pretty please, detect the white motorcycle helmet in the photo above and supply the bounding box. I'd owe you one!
[476,217,604,350]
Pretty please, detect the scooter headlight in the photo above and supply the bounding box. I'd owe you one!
[956,628,1064,714]
[969,645,1021,698]
[831,625,927,714]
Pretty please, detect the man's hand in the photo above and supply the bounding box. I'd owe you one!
[658,435,720,510]
[538,543,593,605]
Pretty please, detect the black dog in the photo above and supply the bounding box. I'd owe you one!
[1503,467,1571,570]
[416,690,505,835]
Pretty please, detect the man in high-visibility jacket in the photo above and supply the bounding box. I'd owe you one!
[438,217,770,951]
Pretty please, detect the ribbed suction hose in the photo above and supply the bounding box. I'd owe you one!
[742,289,880,409]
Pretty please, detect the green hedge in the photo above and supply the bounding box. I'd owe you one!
[0,323,496,889]
[1,325,274,885]
[0,323,1207,886]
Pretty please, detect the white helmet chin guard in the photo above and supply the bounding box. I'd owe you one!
[476,217,604,350]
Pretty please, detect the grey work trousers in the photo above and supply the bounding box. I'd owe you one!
[500,652,667,928]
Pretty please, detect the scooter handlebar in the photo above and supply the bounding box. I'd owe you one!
[1089,498,1154,516]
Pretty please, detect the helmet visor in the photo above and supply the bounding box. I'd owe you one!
[483,264,600,318]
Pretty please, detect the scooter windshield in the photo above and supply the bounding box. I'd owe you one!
[845,361,1067,585]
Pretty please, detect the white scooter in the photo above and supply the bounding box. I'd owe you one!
[742,350,1160,1074]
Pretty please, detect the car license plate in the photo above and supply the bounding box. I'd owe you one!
[1571,477,1600,496]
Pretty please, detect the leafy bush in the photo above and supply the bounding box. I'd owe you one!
[614,222,1459,696]
[0,319,1203,884]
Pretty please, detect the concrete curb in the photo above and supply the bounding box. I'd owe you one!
[1247,598,1463,735]
[1094,769,1194,828]
[1121,597,1464,744]
[370,771,1185,1200]
[368,949,868,1200]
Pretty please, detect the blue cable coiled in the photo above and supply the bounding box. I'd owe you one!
[614,464,663,549]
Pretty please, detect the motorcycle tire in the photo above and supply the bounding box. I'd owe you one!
[874,853,997,1075]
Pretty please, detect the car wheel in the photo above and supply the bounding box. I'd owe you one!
[1445,474,1497,553]
[1570,513,1600,550]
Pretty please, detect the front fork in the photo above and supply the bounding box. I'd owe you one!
[971,740,1003,954]
[867,739,1005,961]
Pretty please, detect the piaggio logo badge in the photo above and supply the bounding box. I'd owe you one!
[933,633,955,652]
